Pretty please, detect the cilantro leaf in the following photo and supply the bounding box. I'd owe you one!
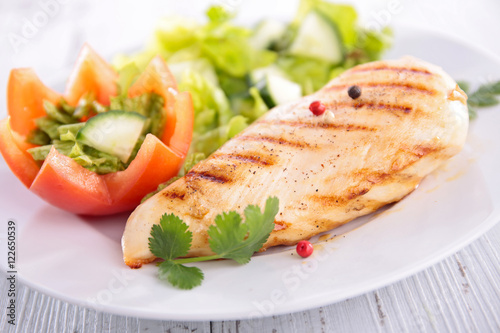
[468,93,498,107]
[148,196,280,290]
[149,213,193,260]
[208,197,279,264]
[468,106,478,121]
[457,80,500,120]
[207,211,247,261]
[457,81,470,94]
[476,81,500,95]
[158,261,204,290]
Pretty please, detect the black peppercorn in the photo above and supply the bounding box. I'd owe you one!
[348,85,361,99]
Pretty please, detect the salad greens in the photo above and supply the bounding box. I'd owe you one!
[149,196,279,289]
[26,92,165,174]
[114,0,393,161]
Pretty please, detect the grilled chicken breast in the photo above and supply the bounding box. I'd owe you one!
[122,57,468,268]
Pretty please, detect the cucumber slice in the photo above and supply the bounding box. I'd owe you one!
[258,74,302,108]
[250,19,287,50]
[288,11,343,64]
[249,65,289,85]
[76,111,147,163]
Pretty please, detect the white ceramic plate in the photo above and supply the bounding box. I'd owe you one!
[1,25,500,321]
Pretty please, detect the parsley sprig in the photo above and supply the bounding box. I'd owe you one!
[458,80,500,120]
[148,197,279,289]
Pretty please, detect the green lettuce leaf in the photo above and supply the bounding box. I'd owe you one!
[154,17,199,55]
[115,3,394,199]
[110,93,165,138]
[179,69,232,134]
[277,55,332,95]
[233,87,269,122]
[293,0,358,48]
[351,26,393,64]
[116,63,141,97]
[315,2,358,48]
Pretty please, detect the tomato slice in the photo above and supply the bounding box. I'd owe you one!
[161,89,178,146]
[27,135,184,215]
[128,55,177,97]
[1,48,194,216]
[0,118,40,188]
[102,134,183,213]
[128,56,193,157]
[64,44,118,106]
[30,147,112,215]
[167,91,194,157]
[7,68,62,136]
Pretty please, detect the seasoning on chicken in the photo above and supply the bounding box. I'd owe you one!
[122,57,468,268]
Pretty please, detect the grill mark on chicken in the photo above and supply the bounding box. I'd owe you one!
[347,187,370,199]
[122,57,469,267]
[311,194,348,206]
[391,145,442,171]
[351,66,433,76]
[405,144,440,157]
[163,191,186,200]
[365,172,391,184]
[326,101,413,114]
[185,170,232,184]
[311,185,371,207]
[326,82,435,95]
[260,119,378,132]
[237,135,310,148]
[211,153,274,166]
[313,152,440,207]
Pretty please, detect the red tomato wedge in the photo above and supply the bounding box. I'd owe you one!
[64,43,119,106]
[168,91,194,157]
[0,118,40,188]
[102,134,184,214]
[0,45,194,215]
[127,55,193,157]
[8,68,62,136]
[30,147,113,215]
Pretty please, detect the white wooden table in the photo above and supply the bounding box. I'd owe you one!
[1,0,499,332]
